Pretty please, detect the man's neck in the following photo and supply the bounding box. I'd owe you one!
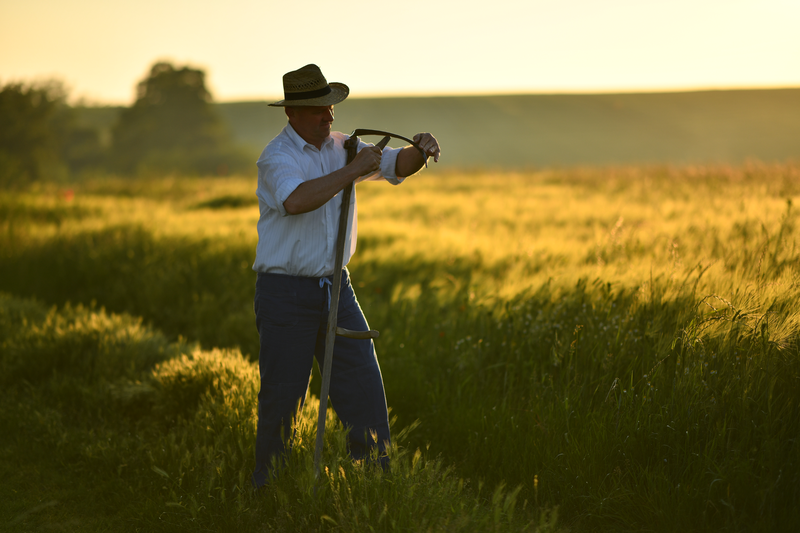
[288,122,327,150]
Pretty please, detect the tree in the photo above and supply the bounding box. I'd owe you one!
[0,82,67,187]
[0,81,105,187]
[110,62,245,175]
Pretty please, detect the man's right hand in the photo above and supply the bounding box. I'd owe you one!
[351,146,382,176]
[283,145,383,215]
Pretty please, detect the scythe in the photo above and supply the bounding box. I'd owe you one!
[313,130,427,478]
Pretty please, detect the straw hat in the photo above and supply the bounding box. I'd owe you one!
[269,64,349,107]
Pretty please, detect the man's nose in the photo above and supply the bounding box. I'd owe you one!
[323,109,334,122]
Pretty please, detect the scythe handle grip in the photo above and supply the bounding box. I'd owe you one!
[337,326,380,339]
[344,129,427,165]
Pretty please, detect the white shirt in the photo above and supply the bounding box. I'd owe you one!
[253,123,404,277]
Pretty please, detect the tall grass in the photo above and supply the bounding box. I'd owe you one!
[0,295,551,531]
[2,163,800,531]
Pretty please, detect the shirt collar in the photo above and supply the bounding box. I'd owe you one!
[285,122,334,152]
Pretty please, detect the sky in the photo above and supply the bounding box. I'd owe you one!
[1,0,799,105]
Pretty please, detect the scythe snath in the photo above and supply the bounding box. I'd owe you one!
[312,130,427,478]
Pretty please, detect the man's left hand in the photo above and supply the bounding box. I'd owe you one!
[414,133,440,163]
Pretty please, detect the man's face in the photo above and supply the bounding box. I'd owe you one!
[286,105,334,147]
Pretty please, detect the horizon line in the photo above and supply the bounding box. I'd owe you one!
[71,84,800,107]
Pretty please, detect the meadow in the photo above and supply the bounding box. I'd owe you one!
[2,162,800,531]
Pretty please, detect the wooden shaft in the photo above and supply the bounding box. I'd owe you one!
[313,134,389,480]
[313,181,352,478]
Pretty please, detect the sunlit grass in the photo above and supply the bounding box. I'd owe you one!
[354,163,800,308]
[2,162,800,531]
[1,295,553,531]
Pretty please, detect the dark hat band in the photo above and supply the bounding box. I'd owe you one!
[285,85,331,101]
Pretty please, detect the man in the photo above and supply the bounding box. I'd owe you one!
[251,64,440,488]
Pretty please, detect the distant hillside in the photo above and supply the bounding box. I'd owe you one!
[79,89,800,169]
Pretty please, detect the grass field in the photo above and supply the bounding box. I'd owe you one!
[2,163,800,531]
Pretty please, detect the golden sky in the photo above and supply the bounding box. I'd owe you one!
[1,0,799,104]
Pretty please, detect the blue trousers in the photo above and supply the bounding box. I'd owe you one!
[252,268,390,488]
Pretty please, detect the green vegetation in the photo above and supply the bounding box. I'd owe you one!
[1,62,249,184]
[110,62,249,176]
[2,163,799,531]
[0,81,104,187]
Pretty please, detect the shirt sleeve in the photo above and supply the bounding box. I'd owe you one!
[257,151,305,217]
[354,139,405,185]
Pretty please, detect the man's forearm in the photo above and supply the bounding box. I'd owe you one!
[395,133,439,177]
[283,145,382,215]
[283,166,363,215]
[395,146,426,178]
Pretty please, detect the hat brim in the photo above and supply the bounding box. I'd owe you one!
[268,82,349,107]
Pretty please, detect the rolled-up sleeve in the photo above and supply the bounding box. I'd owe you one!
[257,152,304,217]
[380,147,403,185]
[355,141,404,185]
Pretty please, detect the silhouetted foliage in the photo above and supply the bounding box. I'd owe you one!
[110,62,247,175]
[0,82,67,187]
[0,81,105,187]
[60,120,106,173]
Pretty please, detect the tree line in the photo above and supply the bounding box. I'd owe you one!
[0,61,250,187]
